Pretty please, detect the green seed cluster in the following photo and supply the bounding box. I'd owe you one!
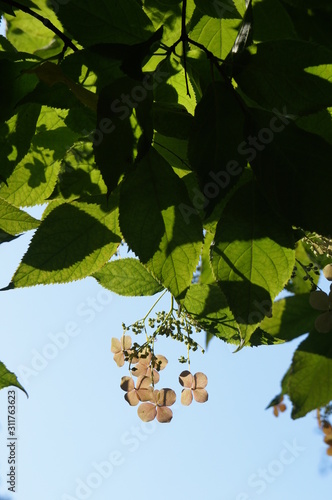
[122,304,205,366]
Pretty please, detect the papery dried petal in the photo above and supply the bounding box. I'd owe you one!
[181,388,193,406]
[121,335,132,350]
[131,362,148,377]
[193,372,208,389]
[179,370,193,388]
[120,376,135,392]
[278,403,286,413]
[137,387,154,402]
[154,355,168,371]
[324,434,332,445]
[193,388,208,403]
[273,406,279,417]
[323,264,332,281]
[327,446,332,456]
[137,403,156,422]
[111,338,121,353]
[125,391,140,406]
[322,421,332,435]
[156,406,173,423]
[113,352,125,367]
[136,375,152,390]
[138,351,152,364]
[158,388,176,407]
[315,311,332,333]
[309,291,329,311]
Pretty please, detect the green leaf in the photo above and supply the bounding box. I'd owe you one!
[288,333,332,419]
[234,40,332,115]
[55,142,107,201]
[183,283,242,344]
[56,0,154,46]
[4,0,62,53]
[0,361,28,397]
[247,111,332,237]
[152,102,193,140]
[8,199,121,288]
[119,148,203,299]
[252,0,297,42]
[199,230,215,285]
[282,0,332,10]
[0,59,38,122]
[285,241,319,295]
[88,26,163,80]
[0,103,41,183]
[211,179,295,341]
[93,77,137,194]
[93,258,164,296]
[0,107,80,207]
[194,0,242,19]
[250,293,319,346]
[188,81,246,213]
[189,16,239,60]
[0,198,40,235]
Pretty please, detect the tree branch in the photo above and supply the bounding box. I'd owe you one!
[1,0,78,52]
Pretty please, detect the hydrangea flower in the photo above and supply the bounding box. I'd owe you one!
[272,396,287,417]
[137,388,176,423]
[131,352,168,384]
[111,335,132,367]
[309,285,332,333]
[120,375,153,406]
[179,370,208,406]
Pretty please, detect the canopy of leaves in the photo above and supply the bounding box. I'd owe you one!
[0,0,332,420]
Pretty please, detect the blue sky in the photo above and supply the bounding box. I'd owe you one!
[1,16,332,500]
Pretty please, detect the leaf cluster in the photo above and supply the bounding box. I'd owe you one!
[0,0,332,422]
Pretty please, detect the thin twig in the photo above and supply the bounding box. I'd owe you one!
[1,0,78,52]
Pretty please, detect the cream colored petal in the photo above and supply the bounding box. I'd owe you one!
[136,375,152,390]
[323,264,332,281]
[125,390,140,406]
[309,291,329,311]
[150,389,159,404]
[156,406,173,423]
[158,388,176,407]
[181,389,193,406]
[138,352,152,366]
[111,338,121,354]
[146,367,160,384]
[120,376,135,392]
[121,335,132,350]
[131,362,148,377]
[179,370,193,388]
[113,352,125,367]
[137,387,154,402]
[315,312,332,333]
[193,372,208,389]
[193,388,208,403]
[154,355,168,371]
[137,403,156,422]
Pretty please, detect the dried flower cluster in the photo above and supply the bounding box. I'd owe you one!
[111,325,208,422]
[317,407,332,456]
